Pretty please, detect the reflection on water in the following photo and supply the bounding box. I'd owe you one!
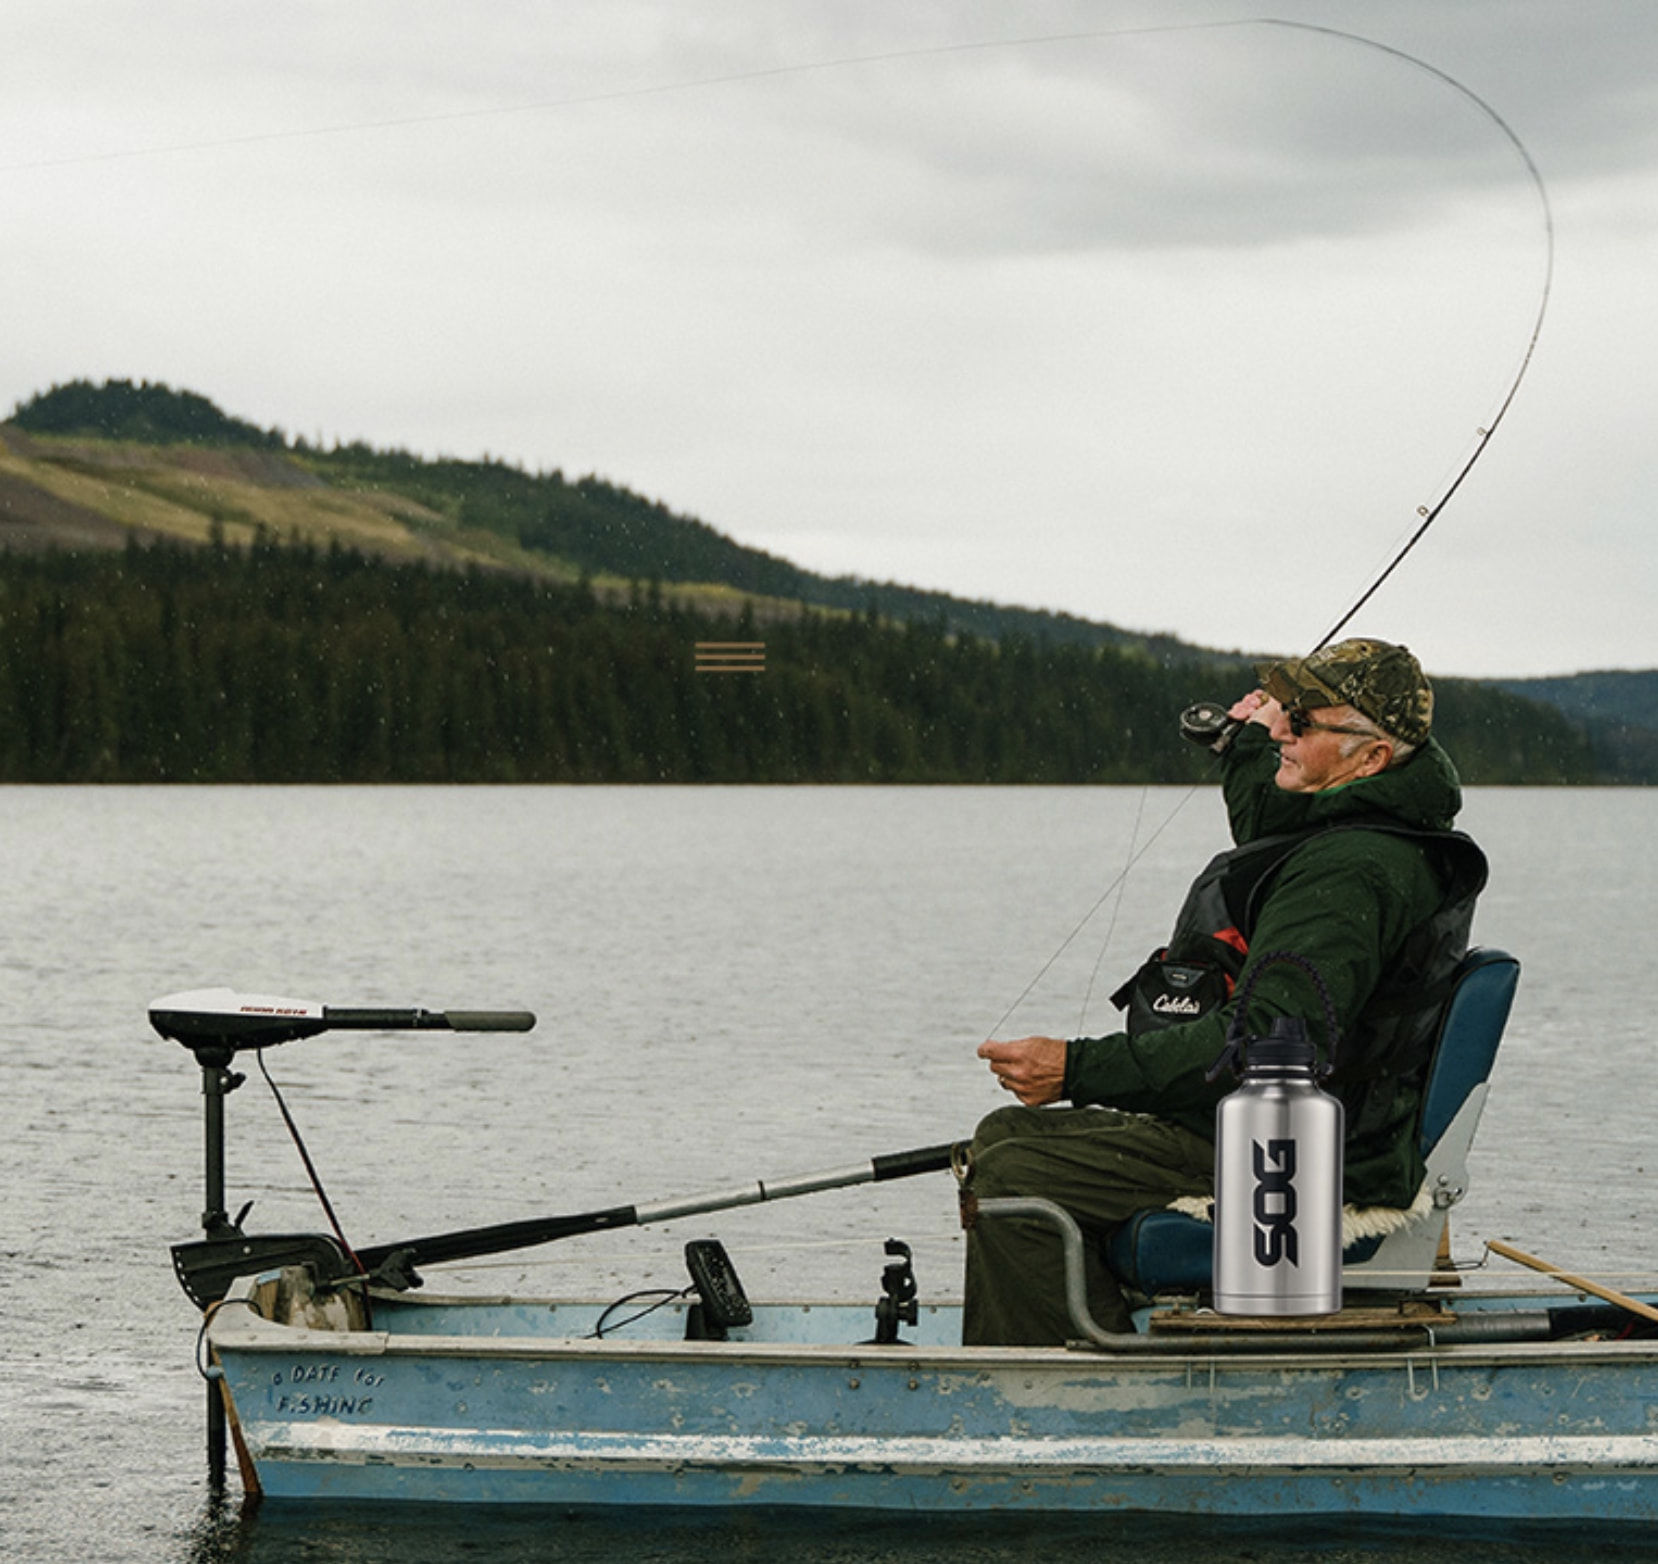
[179,1496,1658,1564]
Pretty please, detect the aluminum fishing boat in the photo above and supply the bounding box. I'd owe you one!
[156,955,1658,1522]
[201,1263,1658,1519]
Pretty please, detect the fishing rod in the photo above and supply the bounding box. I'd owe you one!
[1168,25,1552,696]
[352,1142,958,1276]
[977,24,1554,1042]
[1263,20,1555,653]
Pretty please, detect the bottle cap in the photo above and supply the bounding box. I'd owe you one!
[1245,1016,1319,1071]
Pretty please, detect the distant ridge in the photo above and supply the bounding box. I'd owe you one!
[1493,671,1658,783]
[5,377,1221,665]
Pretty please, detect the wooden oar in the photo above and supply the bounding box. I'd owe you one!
[1486,1238,1658,1326]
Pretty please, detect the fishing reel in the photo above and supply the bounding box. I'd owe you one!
[1179,700,1243,755]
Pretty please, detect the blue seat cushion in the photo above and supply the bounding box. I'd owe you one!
[1106,1208,1383,1295]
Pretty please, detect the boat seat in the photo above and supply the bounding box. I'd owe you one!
[1104,947,1520,1297]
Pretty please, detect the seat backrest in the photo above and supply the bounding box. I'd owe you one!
[1341,945,1519,1289]
[1416,947,1519,1154]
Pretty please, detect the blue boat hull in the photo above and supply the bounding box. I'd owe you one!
[208,1284,1658,1520]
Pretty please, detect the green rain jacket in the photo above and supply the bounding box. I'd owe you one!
[1063,721,1486,1208]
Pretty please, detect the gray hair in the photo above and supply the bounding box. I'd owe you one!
[1338,712,1416,768]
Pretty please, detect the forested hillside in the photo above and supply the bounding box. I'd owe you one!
[0,542,1599,785]
[0,377,1637,785]
[9,377,286,450]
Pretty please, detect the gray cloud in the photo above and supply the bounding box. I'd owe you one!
[4,0,1654,675]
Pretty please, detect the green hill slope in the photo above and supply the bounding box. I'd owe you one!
[1494,671,1658,783]
[4,378,1210,656]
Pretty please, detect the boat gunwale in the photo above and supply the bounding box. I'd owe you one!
[207,1279,1658,1373]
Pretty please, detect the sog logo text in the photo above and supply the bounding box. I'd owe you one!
[1251,1138,1299,1267]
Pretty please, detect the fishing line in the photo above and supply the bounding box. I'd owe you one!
[979,20,1553,1044]
[1265,19,1556,652]
[983,784,1204,1043]
[7,19,1550,662]
[1076,785,1150,1038]
[6,18,1549,651]
[6,19,1326,177]
[0,20,1247,174]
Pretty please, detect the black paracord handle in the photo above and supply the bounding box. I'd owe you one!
[1207,950,1340,1081]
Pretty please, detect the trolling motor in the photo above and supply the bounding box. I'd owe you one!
[151,988,537,1308]
[150,987,537,1055]
[153,987,535,1492]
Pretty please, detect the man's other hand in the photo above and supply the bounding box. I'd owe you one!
[977,1036,1066,1106]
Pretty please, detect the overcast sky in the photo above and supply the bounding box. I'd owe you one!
[5,1,1654,677]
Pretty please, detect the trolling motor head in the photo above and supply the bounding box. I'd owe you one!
[150,988,329,1064]
[150,987,536,1065]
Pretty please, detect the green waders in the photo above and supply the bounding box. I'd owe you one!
[961,1105,1215,1345]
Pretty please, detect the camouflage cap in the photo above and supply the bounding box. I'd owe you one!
[1256,638,1433,747]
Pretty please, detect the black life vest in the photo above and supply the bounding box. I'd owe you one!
[1112,819,1488,1088]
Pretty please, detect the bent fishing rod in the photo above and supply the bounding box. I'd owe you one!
[980,24,1555,1044]
[1268,20,1554,652]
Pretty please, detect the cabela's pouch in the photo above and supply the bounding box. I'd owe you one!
[1111,949,1236,1037]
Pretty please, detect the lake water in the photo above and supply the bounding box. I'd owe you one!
[3,784,1656,1562]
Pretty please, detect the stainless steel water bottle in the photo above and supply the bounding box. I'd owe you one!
[1211,988,1344,1316]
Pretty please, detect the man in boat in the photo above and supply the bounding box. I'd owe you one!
[962,637,1487,1344]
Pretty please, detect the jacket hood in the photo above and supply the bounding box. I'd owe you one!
[1302,736,1464,833]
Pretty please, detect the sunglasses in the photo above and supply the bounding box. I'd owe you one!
[1284,707,1378,739]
